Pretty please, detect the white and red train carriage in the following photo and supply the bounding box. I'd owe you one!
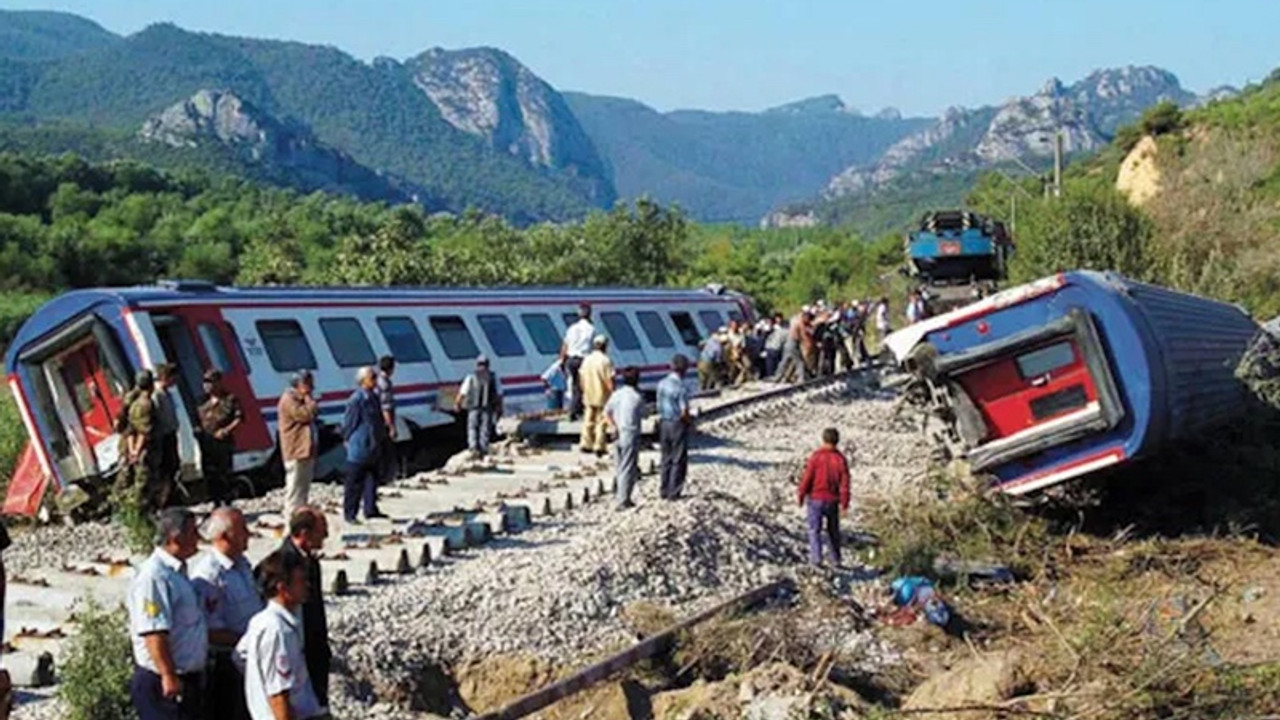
[3,281,753,513]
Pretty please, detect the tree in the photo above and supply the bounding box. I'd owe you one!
[1008,184,1155,283]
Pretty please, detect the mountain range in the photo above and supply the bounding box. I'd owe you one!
[0,9,1241,227]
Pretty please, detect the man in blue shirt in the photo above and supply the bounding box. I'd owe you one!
[128,508,207,720]
[656,354,692,500]
[341,366,387,524]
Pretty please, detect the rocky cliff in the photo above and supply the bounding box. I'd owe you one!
[405,47,615,206]
[139,89,415,203]
[822,66,1202,202]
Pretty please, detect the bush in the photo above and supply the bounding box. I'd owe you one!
[59,598,137,720]
[1139,101,1185,137]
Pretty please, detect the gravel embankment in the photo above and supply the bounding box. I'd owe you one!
[329,383,928,717]
[11,380,931,720]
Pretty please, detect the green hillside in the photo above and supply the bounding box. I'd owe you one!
[0,22,600,222]
[0,9,120,61]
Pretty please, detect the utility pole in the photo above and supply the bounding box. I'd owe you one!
[1052,130,1064,199]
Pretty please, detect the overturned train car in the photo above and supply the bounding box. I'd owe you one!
[884,271,1259,495]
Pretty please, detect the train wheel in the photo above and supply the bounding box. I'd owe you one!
[230,475,257,500]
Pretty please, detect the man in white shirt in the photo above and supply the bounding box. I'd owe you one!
[560,303,595,421]
[191,507,263,720]
[237,549,325,720]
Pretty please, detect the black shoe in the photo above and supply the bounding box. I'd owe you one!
[365,511,389,520]
[345,516,362,525]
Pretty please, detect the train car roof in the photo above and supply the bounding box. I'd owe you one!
[6,281,745,370]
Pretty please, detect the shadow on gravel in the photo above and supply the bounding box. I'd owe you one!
[484,536,571,551]
[688,452,772,471]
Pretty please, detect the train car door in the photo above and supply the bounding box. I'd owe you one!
[941,309,1124,472]
[152,308,271,456]
[55,339,128,471]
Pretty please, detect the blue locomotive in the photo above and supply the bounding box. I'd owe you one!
[884,271,1259,495]
[906,210,1014,311]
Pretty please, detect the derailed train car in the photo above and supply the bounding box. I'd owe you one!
[884,271,1260,495]
[3,281,753,514]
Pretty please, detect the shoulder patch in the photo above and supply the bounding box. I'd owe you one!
[143,599,161,618]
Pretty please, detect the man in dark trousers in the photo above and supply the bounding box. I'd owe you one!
[375,354,399,482]
[797,427,851,567]
[655,354,692,500]
[340,366,386,523]
[197,370,242,506]
[279,506,331,709]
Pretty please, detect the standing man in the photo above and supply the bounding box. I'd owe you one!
[560,303,595,421]
[603,367,644,509]
[237,549,324,720]
[152,364,180,509]
[874,297,892,350]
[116,370,158,511]
[697,332,723,390]
[191,508,262,720]
[198,370,242,507]
[656,354,692,500]
[277,371,319,516]
[375,355,399,482]
[540,357,567,412]
[764,315,787,380]
[456,355,503,458]
[796,428,851,567]
[280,507,330,710]
[578,335,615,456]
[128,508,207,720]
[340,367,386,524]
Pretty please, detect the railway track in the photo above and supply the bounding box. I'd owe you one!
[5,373,875,709]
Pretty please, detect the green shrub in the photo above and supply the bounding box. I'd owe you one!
[59,597,137,720]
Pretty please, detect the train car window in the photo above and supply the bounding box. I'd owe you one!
[1015,342,1076,379]
[562,313,579,329]
[224,324,252,375]
[257,320,317,371]
[698,310,726,334]
[600,312,641,351]
[197,323,233,374]
[636,311,674,348]
[669,312,701,347]
[376,317,431,363]
[728,309,744,324]
[429,316,481,360]
[319,318,377,368]
[477,314,526,357]
[521,313,562,355]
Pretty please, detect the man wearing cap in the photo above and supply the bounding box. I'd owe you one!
[560,303,595,421]
[456,355,504,458]
[604,367,644,509]
[128,507,207,720]
[277,371,319,515]
[152,364,181,509]
[115,370,158,511]
[578,335,615,456]
[198,369,242,507]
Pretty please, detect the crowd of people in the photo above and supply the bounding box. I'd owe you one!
[126,505,332,720]
[75,299,881,719]
[684,295,934,389]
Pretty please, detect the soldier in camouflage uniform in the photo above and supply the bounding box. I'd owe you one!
[198,369,243,506]
[114,370,159,512]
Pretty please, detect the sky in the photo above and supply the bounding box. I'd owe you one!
[3,0,1278,116]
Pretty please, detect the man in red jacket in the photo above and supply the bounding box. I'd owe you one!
[797,427,851,567]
